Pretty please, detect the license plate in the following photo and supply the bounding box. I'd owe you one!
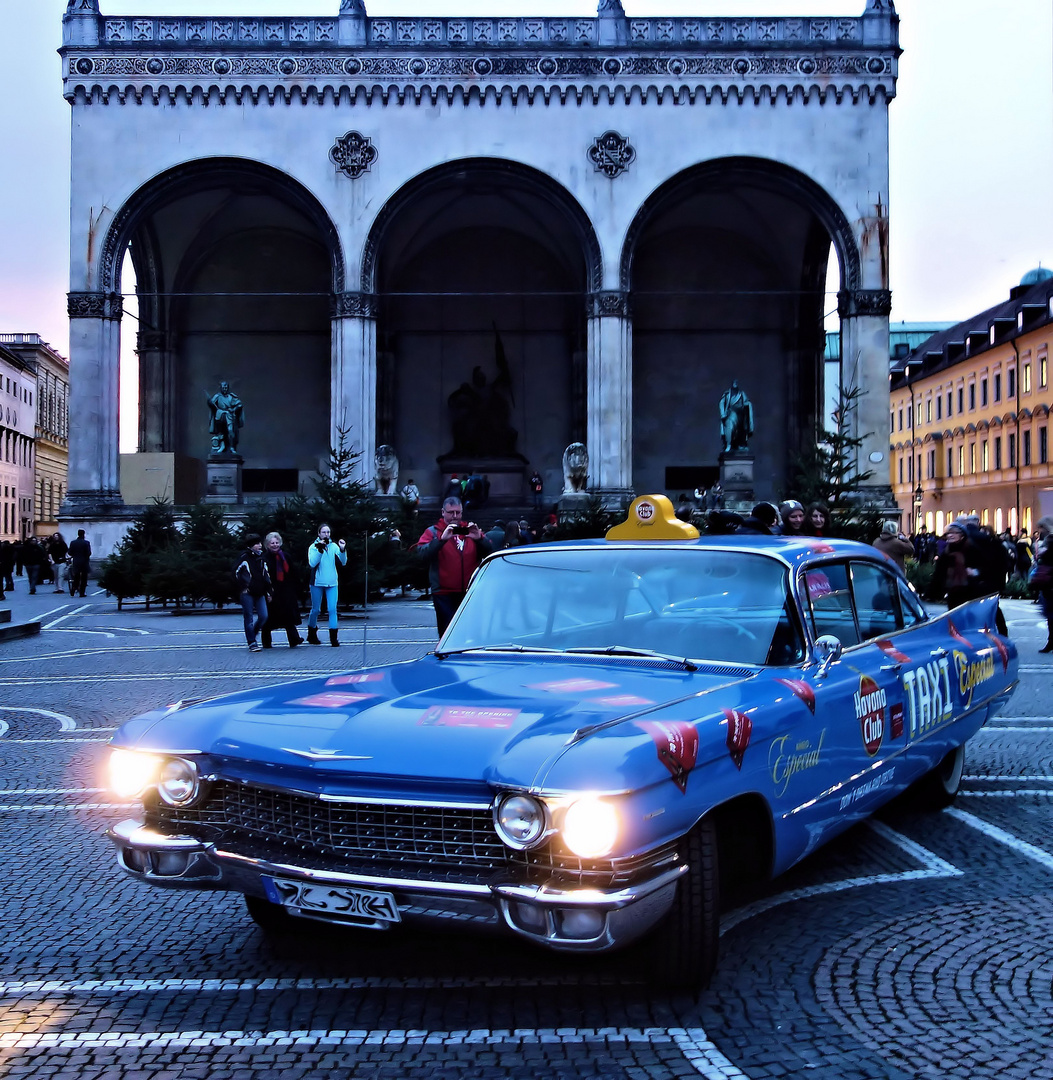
[262,877,401,924]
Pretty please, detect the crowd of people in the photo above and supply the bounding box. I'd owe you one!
[0,531,93,601]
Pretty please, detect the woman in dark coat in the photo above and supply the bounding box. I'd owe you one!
[805,502,832,538]
[261,531,303,648]
[1033,515,1053,653]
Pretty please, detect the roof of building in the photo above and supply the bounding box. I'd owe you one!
[824,322,954,363]
[1020,266,1053,286]
[889,273,1053,390]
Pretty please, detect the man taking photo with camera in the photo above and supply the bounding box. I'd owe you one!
[417,497,493,634]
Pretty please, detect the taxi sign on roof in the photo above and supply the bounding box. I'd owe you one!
[606,494,700,541]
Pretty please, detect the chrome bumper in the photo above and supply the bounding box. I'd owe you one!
[107,819,685,953]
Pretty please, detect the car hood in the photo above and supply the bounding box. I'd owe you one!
[117,655,754,790]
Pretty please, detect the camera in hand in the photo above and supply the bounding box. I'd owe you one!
[452,523,472,535]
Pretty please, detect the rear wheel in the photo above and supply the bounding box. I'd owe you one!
[913,743,965,810]
[646,817,720,990]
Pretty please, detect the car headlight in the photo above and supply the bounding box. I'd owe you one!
[157,758,200,807]
[109,749,162,800]
[494,793,547,849]
[561,797,619,859]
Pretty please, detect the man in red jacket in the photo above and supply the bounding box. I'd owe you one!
[417,497,493,634]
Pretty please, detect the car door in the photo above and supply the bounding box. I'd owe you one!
[797,560,907,827]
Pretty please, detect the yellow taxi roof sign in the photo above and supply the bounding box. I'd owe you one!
[605,494,700,541]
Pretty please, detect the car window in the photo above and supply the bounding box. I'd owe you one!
[850,561,905,640]
[897,579,927,625]
[802,563,860,647]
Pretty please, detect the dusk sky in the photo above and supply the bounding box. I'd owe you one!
[2,0,1051,365]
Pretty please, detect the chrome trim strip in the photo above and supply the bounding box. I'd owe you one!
[493,863,687,908]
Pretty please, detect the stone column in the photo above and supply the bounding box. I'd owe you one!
[839,288,894,505]
[63,291,124,512]
[136,330,172,453]
[331,292,377,486]
[587,291,633,498]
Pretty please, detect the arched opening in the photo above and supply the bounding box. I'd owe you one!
[365,160,601,504]
[623,157,858,500]
[103,159,343,502]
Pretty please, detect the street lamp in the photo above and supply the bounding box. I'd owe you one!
[913,484,924,533]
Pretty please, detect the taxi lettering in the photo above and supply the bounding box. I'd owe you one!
[769,729,825,797]
[901,658,953,737]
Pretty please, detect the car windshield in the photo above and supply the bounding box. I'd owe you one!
[442,547,802,666]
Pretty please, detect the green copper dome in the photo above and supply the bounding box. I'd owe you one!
[1019,266,1053,286]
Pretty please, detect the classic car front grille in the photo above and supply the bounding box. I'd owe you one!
[149,781,677,888]
[153,781,506,868]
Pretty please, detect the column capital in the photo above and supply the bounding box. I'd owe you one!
[331,291,378,319]
[136,330,166,353]
[68,291,123,321]
[837,289,892,318]
[587,290,631,319]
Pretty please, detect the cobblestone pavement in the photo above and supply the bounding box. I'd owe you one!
[0,583,1050,1080]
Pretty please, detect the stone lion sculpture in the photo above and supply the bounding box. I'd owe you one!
[562,442,589,494]
[374,444,399,495]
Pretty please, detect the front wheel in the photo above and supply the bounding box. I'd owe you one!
[912,743,965,810]
[645,817,720,990]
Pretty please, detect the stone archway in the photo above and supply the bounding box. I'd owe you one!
[362,159,602,504]
[101,159,345,499]
[622,157,862,499]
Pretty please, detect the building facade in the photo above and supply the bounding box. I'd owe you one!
[0,343,37,541]
[60,0,900,549]
[3,335,72,536]
[889,270,1053,538]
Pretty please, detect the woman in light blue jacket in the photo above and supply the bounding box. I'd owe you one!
[306,523,347,646]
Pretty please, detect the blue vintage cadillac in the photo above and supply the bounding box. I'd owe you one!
[107,496,1018,986]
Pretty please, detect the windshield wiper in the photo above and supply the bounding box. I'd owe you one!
[564,645,698,671]
[435,644,565,659]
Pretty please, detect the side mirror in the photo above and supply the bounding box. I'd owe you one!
[813,634,843,679]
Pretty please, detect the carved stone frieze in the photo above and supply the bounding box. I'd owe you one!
[66,0,99,13]
[329,131,377,179]
[588,131,636,178]
[331,292,378,318]
[71,52,891,82]
[837,288,892,317]
[67,291,123,320]
[587,291,630,318]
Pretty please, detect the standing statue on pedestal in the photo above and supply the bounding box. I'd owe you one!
[207,381,244,456]
[374,444,399,494]
[718,380,754,453]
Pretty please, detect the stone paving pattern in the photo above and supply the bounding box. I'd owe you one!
[0,585,1050,1079]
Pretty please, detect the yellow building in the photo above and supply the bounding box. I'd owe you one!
[0,334,70,536]
[889,269,1053,538]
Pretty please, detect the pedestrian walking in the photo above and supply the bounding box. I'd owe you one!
[22,537,45,594]
[261,532,303,648]
[67,529,92,597]
[0,541,13,595]
[1031,516,1053,653]
[48,533,69,592]
[872,521,914,571]
[306,523,347,646]
[234,534,272,652]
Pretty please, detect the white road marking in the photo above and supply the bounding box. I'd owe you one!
[979,726,1053,733]
[46,628,117,639]
[1018,665,1053,673]
[0,1025,747,1076]
[987,716,1053,722]
[3,738,108,744]
[960,790,1053,798]
[0,788,105,795]
[946,808,1053,871]
[0,642,428,664]
[720,822,962,935]
[964,774,1053,781]
[0,803,131,811]
[41,609,79,630]
[32,602,77,622]
[0,706,77,732]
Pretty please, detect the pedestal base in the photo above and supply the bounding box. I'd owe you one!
[558,491,593,519]
[435,456,526,499]
[719,452,754,506]
[204,456,243,504]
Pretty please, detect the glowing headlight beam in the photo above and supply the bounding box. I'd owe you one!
[108,749,162,800]
[561,797,619,859]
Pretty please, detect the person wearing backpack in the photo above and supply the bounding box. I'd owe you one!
[234,534,272,652]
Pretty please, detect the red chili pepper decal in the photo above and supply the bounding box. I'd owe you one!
[640,720,699,793]
[723,708,753,770]
[774,678,816,714]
